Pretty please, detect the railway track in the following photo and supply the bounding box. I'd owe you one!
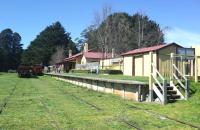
[126,104,200,129]
[120,118,142,130]
[0,82,18,114]
[52,80,144,129]
[61,90,102,111]
[47,77,200,129]
[56,79,200,129]
[30,81,61,130]
[39,78,103,111]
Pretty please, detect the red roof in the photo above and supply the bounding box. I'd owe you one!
[122,43,181,56]
[84,52,112,59]
[64,52,83,61]
[63,51,112,62]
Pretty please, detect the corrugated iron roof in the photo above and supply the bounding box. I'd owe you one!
[84,52,112,59]
[63,51,112,62]
[121,43,181,56]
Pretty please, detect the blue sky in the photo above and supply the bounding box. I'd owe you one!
[0,0,200,48]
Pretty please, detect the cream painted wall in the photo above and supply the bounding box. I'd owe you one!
[143,53,150,76]
[137,53,157,76]
[100,59,111,66]
[153,53,157,76]
[100,58,123,71]
[134,56,143,76]
[192,45,200,76]
[193,45,200,56]
[123,56,133,76]
[81,56,87,64]
[123,52,157,76]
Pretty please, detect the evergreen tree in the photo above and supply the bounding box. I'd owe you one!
[81,12,164,54]
[22,21,78,66]
[0,29,23,71]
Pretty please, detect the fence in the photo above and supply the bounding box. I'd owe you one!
[158,53,194,77]
[75,62,99,70]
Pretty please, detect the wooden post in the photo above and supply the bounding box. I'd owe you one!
[96,80,99,91]
[104,81,106,92]
[111,83,114,94]
[191,59,194,76]
[122,84,125,99]
[170,53,174,81]
[195,56,198,83]
[185,78,189,100]
[91,80,93,89]
[149,51,153,102]
[138,85,141,102]
[163,79,167,105]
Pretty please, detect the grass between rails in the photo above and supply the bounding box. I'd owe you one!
[0,73,199,129]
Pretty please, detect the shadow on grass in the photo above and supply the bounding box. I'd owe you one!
[190,85,198,96]
[18,75,39,79]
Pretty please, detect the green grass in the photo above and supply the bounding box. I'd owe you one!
[0,73,199,129]
[64,72,150,83]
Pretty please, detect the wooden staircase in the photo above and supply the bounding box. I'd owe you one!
[150,63,189,105]
[154,83,182,103]
[166,85,181,102]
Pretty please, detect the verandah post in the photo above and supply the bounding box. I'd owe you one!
[170,53,174,81]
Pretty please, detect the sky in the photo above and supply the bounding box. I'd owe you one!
[0,0,200,48]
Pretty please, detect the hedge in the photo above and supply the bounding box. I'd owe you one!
[70,69,123,75]
[69,69,90,73]
[100,69,123,74]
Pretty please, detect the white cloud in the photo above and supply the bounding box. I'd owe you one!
[165,28,200,47]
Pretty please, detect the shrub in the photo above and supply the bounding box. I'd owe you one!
[69,69,90,73]
[69,69,123,75]
[101,69,123,75]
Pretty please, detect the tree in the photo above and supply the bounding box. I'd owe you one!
[22,21,78,66]
[0,29,23,71]
[81,12,164,54]
[132,13,164,48]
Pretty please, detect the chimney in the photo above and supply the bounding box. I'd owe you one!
[112,48,115,58]
[84,43,88,52]
[69,49,72,57]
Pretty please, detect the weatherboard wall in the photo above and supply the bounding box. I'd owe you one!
[123,52,157,76]
[123,55,133,76]
[158,44,177,77]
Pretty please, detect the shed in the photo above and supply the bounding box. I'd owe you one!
[122,43,182,77]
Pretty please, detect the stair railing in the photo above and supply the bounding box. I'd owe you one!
[151,63,167,104]
[172,64,189,100]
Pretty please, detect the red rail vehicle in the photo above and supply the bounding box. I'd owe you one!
[17,64,32,77]
[32,64,44,76]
